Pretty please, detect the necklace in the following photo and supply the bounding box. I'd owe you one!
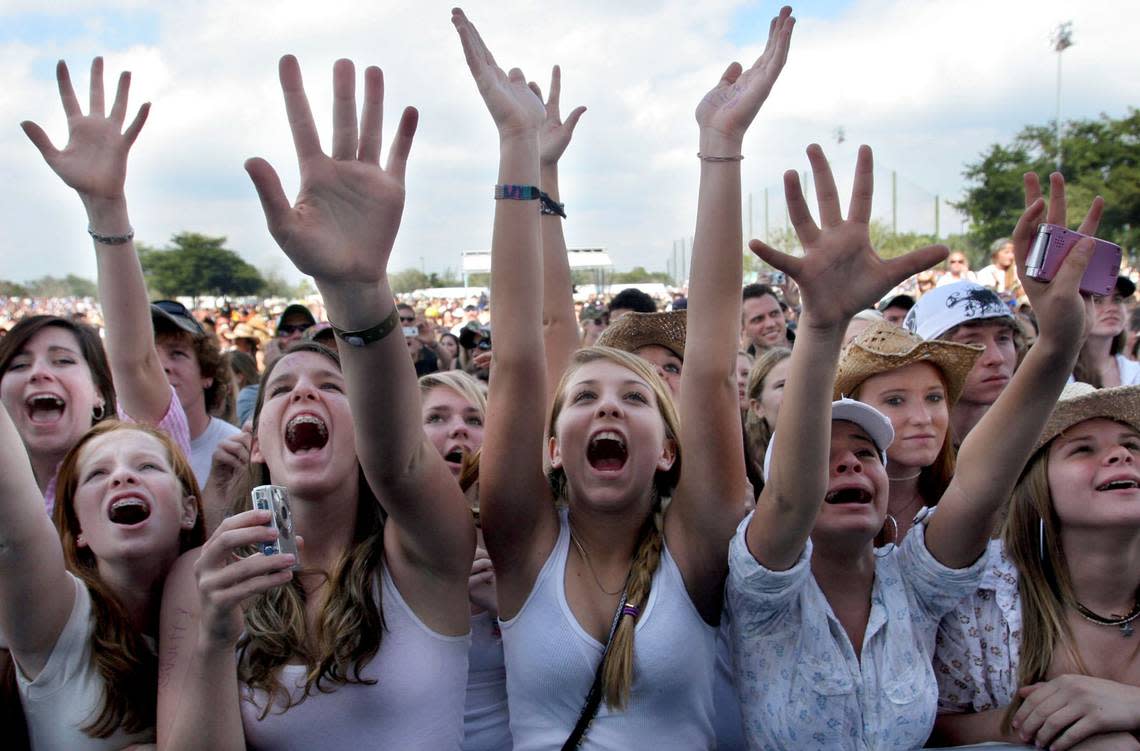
[1072,599,1140,638]
[569,528,628,596]
[888,470,922,481]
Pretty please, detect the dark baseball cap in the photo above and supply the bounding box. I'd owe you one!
[151,300,205,337]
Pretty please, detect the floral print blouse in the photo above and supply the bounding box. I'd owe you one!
[727,514,988,751]
[934,539,1021,713]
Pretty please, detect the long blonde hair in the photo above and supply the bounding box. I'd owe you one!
[232,343,386,719]
[546,346,681,709]
[744,347,791,492]
[55,421,206,737]
[1000,446,1087,731]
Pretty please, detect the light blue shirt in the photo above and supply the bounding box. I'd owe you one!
[727,515,988,751]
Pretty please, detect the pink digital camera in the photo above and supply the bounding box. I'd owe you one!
[1024,224,1121,296]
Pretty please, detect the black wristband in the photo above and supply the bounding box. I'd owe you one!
[332,307,400,348]
[539,190,566,218]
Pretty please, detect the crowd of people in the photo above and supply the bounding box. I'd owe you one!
[1,6,1138,751]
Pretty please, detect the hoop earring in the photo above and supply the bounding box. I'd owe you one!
[92,403,105,421]
[1038,518,1046,563]
[875,514,899,557]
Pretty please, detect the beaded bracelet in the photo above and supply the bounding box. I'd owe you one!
[87,226,135,245]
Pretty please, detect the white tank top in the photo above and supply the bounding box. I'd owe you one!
[501,509,718,750]
[462,610,511,750]
[239,565,469,750]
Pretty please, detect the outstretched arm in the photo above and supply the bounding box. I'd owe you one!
[667,7,794,618]
[453,9,557,616]
[0,404,75,680]
[532,66,586,403]
[244,56,473,630]
[21,58,170,425]
[745,145,946,570]
[925,172,1101,569]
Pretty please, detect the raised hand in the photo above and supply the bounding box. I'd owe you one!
[529,67,586,167]
[245,56,417,287]
[1015,172,1103,348]
[749,144,947,330]
[1013,675,1140,750]
[695,6,794,151]
[467,546,498,614]
[453,8,546,138]
[21,57,149,205]
[192,509,295,648]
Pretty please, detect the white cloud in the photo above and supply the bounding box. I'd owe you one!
[0,0,1136,286]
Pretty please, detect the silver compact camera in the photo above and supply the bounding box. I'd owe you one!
[251,485,300,568]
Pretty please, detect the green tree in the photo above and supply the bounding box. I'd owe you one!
[0,280,29,297]
[138,233,264,299]
[956,109,1140,259]
[389,268,431,293]
[611,266,672,284]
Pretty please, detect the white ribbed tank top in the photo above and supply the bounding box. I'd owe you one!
[501,509,717,750]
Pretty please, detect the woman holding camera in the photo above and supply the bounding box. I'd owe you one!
[158,55,475,749]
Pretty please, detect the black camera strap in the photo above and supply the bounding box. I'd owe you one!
[561,587,629,751]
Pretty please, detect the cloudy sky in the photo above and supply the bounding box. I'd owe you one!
[1,0,1136,286]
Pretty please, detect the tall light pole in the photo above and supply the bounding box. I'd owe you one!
[1052,22,1074,171]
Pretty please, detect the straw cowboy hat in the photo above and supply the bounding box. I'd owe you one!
[834,320,983,405]
[596,310,687,360]
[1033,382,1140,453]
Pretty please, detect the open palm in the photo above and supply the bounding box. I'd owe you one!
[695,6,794,144]
[21,58,149,203]
[245,56,417,286]
[453,8,545,138]
[750,145,947,329]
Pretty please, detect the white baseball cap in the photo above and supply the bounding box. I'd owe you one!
[764,398,895,481]
[902,280,1013,340]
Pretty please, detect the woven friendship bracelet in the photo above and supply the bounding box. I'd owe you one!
[494,184,541,201]
[332,306,401,348]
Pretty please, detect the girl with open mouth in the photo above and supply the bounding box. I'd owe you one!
[0,416,204,748]
[933,381,1140,748]
[157,52,476,749]
[727,148,1102,750]
[5,57,194,518]
[452,6,793,748]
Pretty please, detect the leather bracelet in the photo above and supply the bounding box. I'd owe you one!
[696,152,744,162]
[87,226,135,245]
[539,190,566,218]
[331,306,400,348]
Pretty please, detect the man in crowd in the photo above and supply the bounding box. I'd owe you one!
[150,300,241,486]
[607,288,657,322]
[741,283,789,355]
[878,293,915,326]
[904,280,1019,443]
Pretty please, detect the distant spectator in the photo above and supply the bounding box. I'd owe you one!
[937,251,976,286]
[229,350,261,427]
[274,302,316,346]
[607,287,657,321]
[975,237,1023,302]
[878,293,915,326]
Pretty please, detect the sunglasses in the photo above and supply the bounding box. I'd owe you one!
[277,324,308,335]
[399,315,416,323]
